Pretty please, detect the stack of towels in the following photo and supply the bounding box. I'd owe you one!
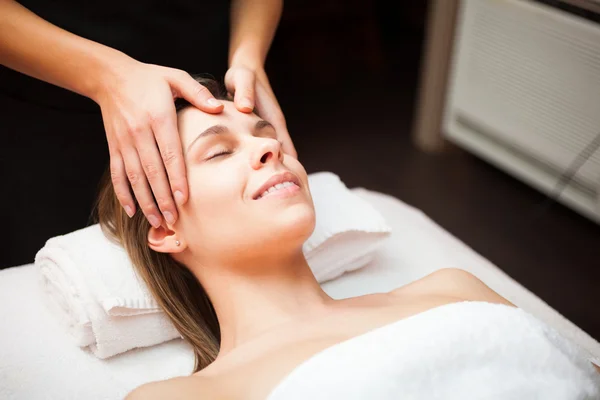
[35,172,391,358]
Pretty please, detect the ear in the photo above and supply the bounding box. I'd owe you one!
[147,224,185,254]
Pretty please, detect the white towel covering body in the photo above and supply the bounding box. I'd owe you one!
[266,301,600,400]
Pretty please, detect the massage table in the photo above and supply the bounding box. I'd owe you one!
[1,188,598,399]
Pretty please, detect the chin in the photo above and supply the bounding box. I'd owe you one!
[216,207,315,263]
[272,204,316,246]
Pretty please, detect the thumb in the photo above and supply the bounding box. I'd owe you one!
[278,127,298,159]
[168,71,223,113]
[229,68,256,113]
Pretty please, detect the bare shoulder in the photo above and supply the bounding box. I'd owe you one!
[391,268,515,307]
[125,375,213,400]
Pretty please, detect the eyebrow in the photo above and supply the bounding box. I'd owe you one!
[186,120,275,154]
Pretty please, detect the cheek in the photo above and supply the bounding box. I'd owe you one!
[189,165,245,213]
[184,164,249,245]
[286,158,314,204]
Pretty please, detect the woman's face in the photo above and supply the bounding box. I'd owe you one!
[172,102,315,264]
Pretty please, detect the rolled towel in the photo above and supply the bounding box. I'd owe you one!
[35,226,180,358]
[36,171,391,358]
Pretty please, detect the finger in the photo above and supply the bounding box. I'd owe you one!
[254,84,298,158]
[134,124,179,226]
[261,112,296,158]
[231,68,256,113]
[168,70,223,114]
[278,128,298,159]
[121,140,163,229]
[151,104,189,210]
[108,148,136,218]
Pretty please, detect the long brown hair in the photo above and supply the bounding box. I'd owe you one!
[93,75,227,373]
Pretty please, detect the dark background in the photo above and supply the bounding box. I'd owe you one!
[3,1,599,342]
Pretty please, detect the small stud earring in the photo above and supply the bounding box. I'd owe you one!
[175,240,180,247]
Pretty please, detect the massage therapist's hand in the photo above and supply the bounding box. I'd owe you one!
[225,65,297,159]
[94,57,224,228]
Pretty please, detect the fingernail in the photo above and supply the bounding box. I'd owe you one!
[163,211,175,225]
[207,98,222,107]
[148,214,161,228]
[174,190,185,206]
[124,205,134,218]
[241,98,253,110]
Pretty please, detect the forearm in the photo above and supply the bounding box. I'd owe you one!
[229,0,283,69]
[0,0,132,101]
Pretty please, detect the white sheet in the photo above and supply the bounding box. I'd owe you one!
[1,188,598,400]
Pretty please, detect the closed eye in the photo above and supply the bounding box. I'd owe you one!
[206,149,232,160]
[205,137,280,161]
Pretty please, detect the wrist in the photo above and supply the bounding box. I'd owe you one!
[228,43,265,71]
[84,46,137,103]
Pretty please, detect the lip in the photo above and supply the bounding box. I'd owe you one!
[252,171,301,200]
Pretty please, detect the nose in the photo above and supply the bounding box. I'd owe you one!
[251,137,283,170]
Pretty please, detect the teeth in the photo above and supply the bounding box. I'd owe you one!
[257,181,297,199]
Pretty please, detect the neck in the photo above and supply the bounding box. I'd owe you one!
[191,250,335,357]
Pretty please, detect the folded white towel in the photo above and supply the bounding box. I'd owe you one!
[304,172,391,282]
[35,172,391,358]
[267,301,600,400]
[35,228,180,358]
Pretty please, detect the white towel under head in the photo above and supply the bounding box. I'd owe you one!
[37,224,161,320]
[304,172,391,282]
[266,301,600,400]
[36,231,180,357]
[35,172,391,358]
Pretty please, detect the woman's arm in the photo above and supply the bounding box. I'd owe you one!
[228,0,283,71]
[0,0,128,100]
[225,0,297,157]
[0,0,223,228]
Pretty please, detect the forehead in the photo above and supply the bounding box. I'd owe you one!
[178,101,261,145]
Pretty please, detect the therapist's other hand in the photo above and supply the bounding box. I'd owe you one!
[225,65,297,159]
[95,59,224,228]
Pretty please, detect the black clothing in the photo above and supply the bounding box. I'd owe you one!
[1,0,230,268]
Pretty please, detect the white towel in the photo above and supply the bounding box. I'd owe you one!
[35,172,391,358]
[267,301,600,400]
[304,172,391,282]
[0,263,195,400]
[35,228,181,358]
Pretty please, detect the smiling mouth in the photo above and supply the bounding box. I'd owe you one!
[252,172,302,200]
[255,181,301,200]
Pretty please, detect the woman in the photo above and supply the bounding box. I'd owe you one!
[1,0,293,268]
[95,78,600,399]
